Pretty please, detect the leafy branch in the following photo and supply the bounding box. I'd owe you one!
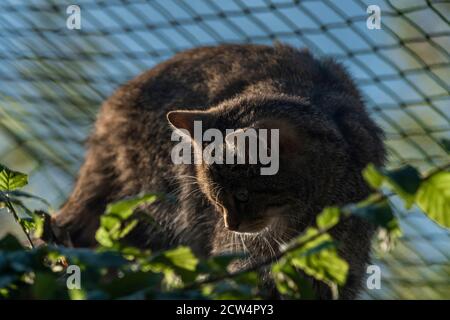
[182,210,347,292]
[0,160,449,300]
[0,164,38,249]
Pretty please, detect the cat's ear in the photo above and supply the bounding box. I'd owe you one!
[256,118,302,155]
[167,110,209,137]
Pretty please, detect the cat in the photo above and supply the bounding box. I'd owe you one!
[50,44,385,299]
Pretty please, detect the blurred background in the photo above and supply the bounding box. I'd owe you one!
[0,0,449,299]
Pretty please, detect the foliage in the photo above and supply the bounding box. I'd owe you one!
[416,172,450,228]
[95,194,157,249]
[363,163,450,228]
[0,161,449,300]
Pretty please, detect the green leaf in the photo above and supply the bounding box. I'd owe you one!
[19,216,36,233]
[272,263,316,299]
[363,164,422,208]
[383,165,422,194]
[382,165,421,208]
[96,194,157,248]
[69,288,87,300]
[316,207,340,230]
[416,171,450,228]
[32,210,51,239]
[105,194,157,220]
[95,228,114,248]
[148,246,199,285]
[280,228,349,288]
[350,199,399,232]
[363,163,384,189]
[0,164,28,191]
[118,219,138,238]
[163,246,198,272]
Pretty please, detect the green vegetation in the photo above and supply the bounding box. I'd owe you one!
[0,161,449,299]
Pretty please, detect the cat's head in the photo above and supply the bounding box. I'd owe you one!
[167,94,384,235]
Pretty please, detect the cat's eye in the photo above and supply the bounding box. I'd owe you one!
[234,188,249,202]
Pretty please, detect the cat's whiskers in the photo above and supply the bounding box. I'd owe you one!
[274,229,306,250]
[262,236,278,264]
[169,174,200,190]
[239,233,259,265]
[177,182,204,201]
[169,181,200,199]
[168,175,197,188]
[274,233,292,254]
[271,234,288,252]
[238,234,246,254]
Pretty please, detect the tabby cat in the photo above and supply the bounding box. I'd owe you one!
[51,44,385,299]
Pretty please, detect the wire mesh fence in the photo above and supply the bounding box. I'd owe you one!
[0,0,449,299]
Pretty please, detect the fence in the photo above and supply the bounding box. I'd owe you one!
[0,0,449,299]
